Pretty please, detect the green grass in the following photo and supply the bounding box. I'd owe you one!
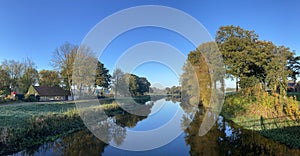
[0,102,76,128]
[0,100,124,155]
[260,126,300,148]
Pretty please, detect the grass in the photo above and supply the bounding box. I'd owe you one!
[0,102,76,128]
[0,100,124,155]
[261,126,300,148]
[221,92,300,149]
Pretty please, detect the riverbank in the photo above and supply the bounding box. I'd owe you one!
[0,100,122,155]
[0,95,163,155]
[221,92,300,149]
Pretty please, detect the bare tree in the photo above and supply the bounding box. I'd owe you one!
[51,42,78,99]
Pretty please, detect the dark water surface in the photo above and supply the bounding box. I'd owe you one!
[12,99,300,156]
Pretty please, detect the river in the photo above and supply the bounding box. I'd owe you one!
[13,98,300,155]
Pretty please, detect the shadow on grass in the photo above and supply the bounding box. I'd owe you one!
[260,126,300,149]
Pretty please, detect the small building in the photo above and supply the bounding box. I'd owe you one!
[27,86,69,101]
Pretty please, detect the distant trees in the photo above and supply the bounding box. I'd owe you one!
[0,67,10,95]
[0,58,38,93]
[136,76,151,96]
[0,42,151,99]
[149,87,165,95]
[0,68,10,87]
[112,69,151,97]
[111,69,126,97]
[165,86,181,95]
[1,59,23,92]
[39,70,60,87]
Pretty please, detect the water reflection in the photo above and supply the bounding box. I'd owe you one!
[52,130,107,156]
[185,108,300,155]
[13,98,300,156]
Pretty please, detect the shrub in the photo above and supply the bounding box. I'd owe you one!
[24,94,38,102]
[15,94,24,101]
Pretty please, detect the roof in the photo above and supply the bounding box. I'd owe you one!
[32,86,68,96]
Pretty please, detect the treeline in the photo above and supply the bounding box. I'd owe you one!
[111,69,151,97]
[216,25,300,94]
[165,86,181,95]
[182,25,300,104]
[0,42,151,101]
[181,25,300,121]
[0,58,39,95]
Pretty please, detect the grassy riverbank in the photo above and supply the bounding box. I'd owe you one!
[0,100,121,155]
[221,92,300,148]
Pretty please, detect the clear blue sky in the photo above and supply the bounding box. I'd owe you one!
[1,0,300,88]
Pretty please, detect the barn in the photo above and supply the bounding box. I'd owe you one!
[27,86,69,101]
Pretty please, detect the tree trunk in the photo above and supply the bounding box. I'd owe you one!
[221,79,225,92]
[67,75,74,101]
[214,80,217,90]
[69,88,74,101]
[236,77,239,92]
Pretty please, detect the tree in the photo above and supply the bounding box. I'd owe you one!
[51,42,78,98]
[165,87,171,94]
[166,86,181,95]
[1,59,23,91]
[19,58,39,93]
[216,25,295,96]
[111,69,151,97]
[1,58,39,93]
[39,70,60,87]
[111,69,126,97]
[19,68,38,93]
[0,67,10,87]
[94,61,111,89]
[265,45,293,94]
[287,55,300,81]
[216,25,258,92]
[0,67,11,95]
[181,45,211,106]
[136,77,151,95]
[127,74,138,96]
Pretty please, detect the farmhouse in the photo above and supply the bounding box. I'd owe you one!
[27,86,69,101]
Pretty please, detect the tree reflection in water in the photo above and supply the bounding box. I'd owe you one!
[52,106,150,155]
[184,107,300,156]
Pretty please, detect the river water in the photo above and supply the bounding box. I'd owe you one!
[13,98,300,155]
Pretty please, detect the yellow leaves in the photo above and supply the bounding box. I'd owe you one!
[284,96,300,121]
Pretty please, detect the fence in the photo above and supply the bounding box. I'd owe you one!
[237,115,300,131]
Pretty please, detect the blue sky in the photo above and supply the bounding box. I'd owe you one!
[1,0,300,88]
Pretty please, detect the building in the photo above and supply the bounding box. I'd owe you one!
[27,86,69,101]
[287,80,300,92]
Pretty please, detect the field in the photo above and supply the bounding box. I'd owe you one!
[0,102,75,128]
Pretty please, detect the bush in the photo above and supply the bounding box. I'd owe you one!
[15,94,24,101]
[24,94,38,102]
[0,95,5,103]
